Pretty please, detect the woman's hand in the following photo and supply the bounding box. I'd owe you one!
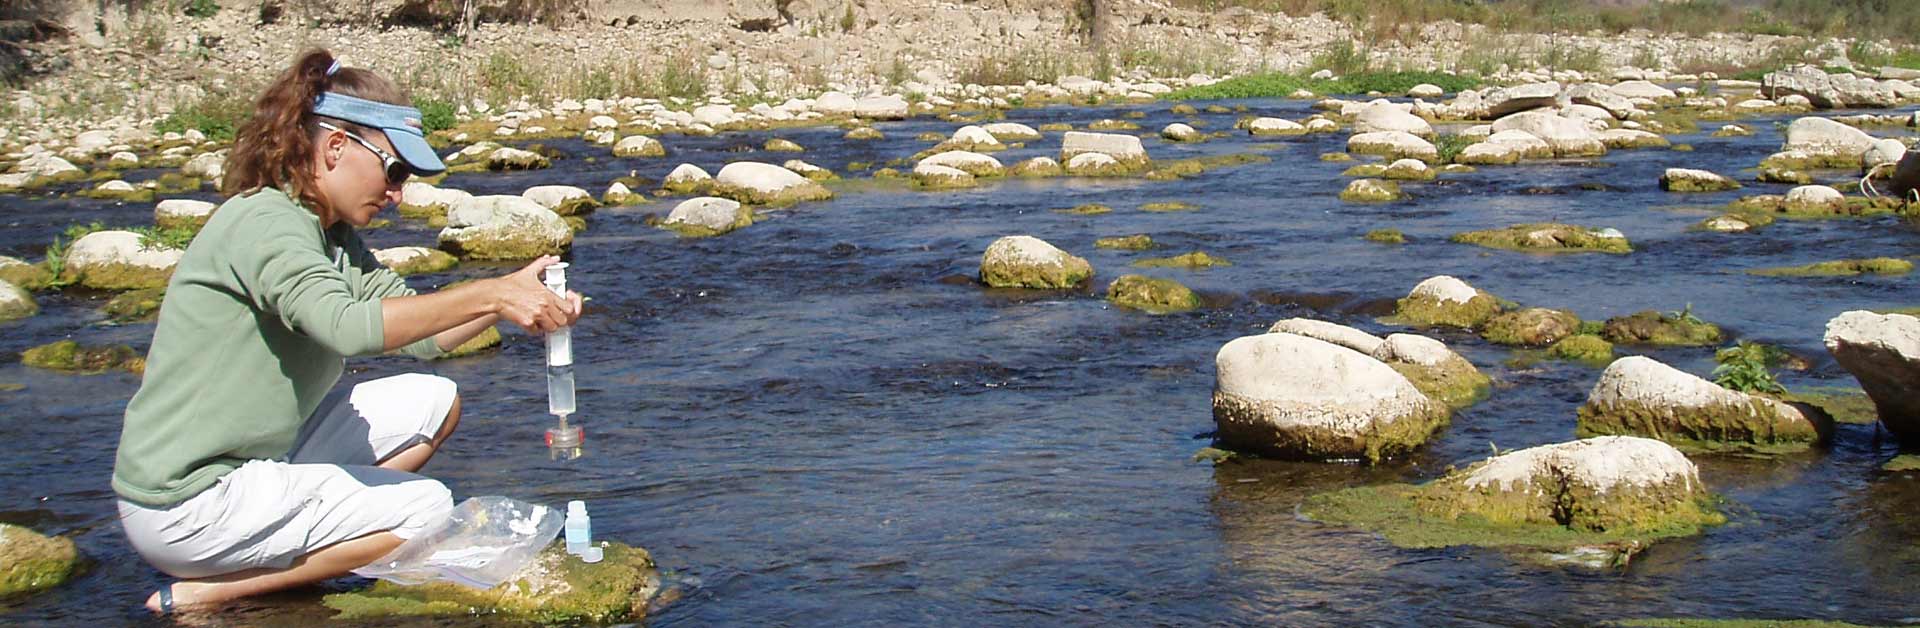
[491,256,582,334]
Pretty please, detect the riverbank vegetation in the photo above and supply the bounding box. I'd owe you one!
[1170,0,1920,45]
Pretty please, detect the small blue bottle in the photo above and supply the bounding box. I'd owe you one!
[565,500,591,556]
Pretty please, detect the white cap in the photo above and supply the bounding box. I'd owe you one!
[567,500,586,516]
[581,545,603,563]
[544,262,569,289]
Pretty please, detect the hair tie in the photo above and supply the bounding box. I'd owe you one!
[325,59,342,77]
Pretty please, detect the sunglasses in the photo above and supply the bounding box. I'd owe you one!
[317,121,410,185]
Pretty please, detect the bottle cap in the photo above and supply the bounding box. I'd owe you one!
[581,546,603,563]
[567,500,585,516]
[544,263,569,288]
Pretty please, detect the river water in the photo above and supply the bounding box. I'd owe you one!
[2,96,1919,626]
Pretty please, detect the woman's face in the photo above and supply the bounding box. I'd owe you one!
[314,125,406,228]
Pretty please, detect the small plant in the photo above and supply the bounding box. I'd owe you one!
[183,0,218,18]
[1667,303,1705,326]
[1310,40,1370,76]
[412,97,456,132]
[1434,134,1473,164]
[839,2,856,32]
[130,225,198,252]
[156,90,252,142]
[1712,341,1786,395]
[42,222,107,282]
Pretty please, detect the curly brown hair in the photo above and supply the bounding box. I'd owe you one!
[221,48,408,224]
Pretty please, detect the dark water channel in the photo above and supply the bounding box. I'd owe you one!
[3,95,1920,626]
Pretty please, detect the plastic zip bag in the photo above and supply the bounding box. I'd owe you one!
[353,496,563,589]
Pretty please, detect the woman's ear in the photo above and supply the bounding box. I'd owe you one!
[320,130,345,170]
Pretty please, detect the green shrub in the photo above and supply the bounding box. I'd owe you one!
[412,97,456,132]
[183,0,218,18]
[1164,71,1478,100]
[130,225,197,252]
[1434,134,1473,164]
[156,91,252,142]
[1712,341,1785,395]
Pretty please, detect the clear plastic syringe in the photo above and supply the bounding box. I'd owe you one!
[543,263,582,460]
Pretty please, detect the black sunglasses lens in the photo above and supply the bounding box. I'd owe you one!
[386,160,409,184]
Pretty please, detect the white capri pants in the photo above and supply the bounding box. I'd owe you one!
[119,373,458,579]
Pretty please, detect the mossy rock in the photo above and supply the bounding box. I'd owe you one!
[1320,152,1355,162]
[1364,228,1405,244]
[1548,335,1615,364]
[915,131,947,142]
[61,260,176,291]
[1140,154,1268,180]
[79,185,157,203]
[1728,195,1914,219]
[709,181,832,207]
[1884,455,1920,472]
[1757,166,1813,184]
[1575,398,1824,454]
[0,259,55,291]
[1388,360,1490,410]
[1095,234,1153,250]
[438,326,502,359]
[21,340,142,373]
[979,237,1093,289]
[1341,164,1387,177]
[103,287,165,322]
[1055,203,1112,215]
[1037,123,1074,132]
[1131,251,1229,269]
[388,249,461,276]
[1748,257,1913,277]
[1340,178,1404,203]
[1140,201,1197,212]
[1394,292,1503,329]
[0,524,79,597]
[1784,387,1878,425]
[1301,442,1723,553]
[1088,119,1139,131]
[1600,311,1722,346]
[1450,223,1632,254]
[1483,308,1581,347]
[149,173,204,194]
[1106,274,1199,313]
[1170,104,1198,115]
[323,542,659,624]
[763,138,805,152]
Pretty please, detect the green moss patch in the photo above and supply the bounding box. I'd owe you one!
[1213,392,1451,463]
[388,249,461,276]
[0,261,55,291]
[1884,455,1920,472]
[1095,234,1153,250]
[1364,228,1405,244]
[1784,387,1878,425]
[1055,203,1112,215]
[1106,274,1199,313]
[0,524,78,597]
[1301,482,1719,552]
[1389,360,1490,410]
[1548,335,1615,365]
[324,542,659,624]
[1748,258,1913,277]
[1393,293,1503,328]
[1601,310,1722,346]
[1576,399,1823,454]
[1450,223,1632,254]
[103,287,165,322]
[22,340,142,374]
[439,326,502,359]
[1141,154,1269,181]
[1728,195,1915,219]
[1132,251,1230,269]
[1140,201,1197,212]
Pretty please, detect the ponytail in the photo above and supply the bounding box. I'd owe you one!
[222,48,408,222]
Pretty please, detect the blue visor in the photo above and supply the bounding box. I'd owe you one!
[311,92,446,176]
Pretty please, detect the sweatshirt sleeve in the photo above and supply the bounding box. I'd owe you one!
[342,242,447,360]
[232,217,388,357]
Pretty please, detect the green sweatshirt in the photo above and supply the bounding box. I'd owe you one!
[112,187,444,507]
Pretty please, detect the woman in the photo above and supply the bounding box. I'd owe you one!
[112,49,582,613]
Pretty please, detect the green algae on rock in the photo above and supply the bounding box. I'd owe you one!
[1340,178,1404,203]
[1095,234,1154,250]
[979,236,1093,289]
[1301,436,1723,552]
[1601,310,1722,346]
[1375,334,1490,410]
[1106,274,1200,313]
[1141,153,1268,181]
[1884,455,1920,472]
[1482,308,1581,347]
[21,340,142,374]
[1139,201,1197,212]
[1549,335,1616,364]
[1321,152,1355,162]
[1783,387,1878,425]
[0,256,55,291]
[103,287,165,322]
[1054,203,1112,215]
[1576,356,1828,453]
[1131,251,1229,269]
[0,280,37,321]
[1748,258,1913,277]
[440,325,503,359]
[1450,223,1632,254]
[1212,332,1451,463]
[1727,194,1914,219]
[324,542,659,624]
[0,523,79,598]
[1393,275,1504,328]
[1364,228,1405,244]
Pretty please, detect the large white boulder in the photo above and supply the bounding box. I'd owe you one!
[661,197,752,237]
[978,235,1091,289]
[1212,332,1449,462]
[712,161,832,205]
[917,151,1004,177]
[1824,311,1920,441]
[1346,131,1438,162]
[1266,318,1386,355]
[154,199,218,230]
[521,185,597,215]
[61,230,183,290]
[1353,101,1434,137]
[981,122,1042,142]
[1059,131,1149,169]
[1491,111,1606,157]
[1782,117,1878,161]
[437,195,573,259]
[612,135,665,158]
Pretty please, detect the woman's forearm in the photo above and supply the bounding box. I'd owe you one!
[380,280,499,351]
[433,313,501,351]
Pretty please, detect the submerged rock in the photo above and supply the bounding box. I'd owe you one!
[712,162,832,205]
[60,230,182,290]
[324,542,659,624]
[1576,356,1829,452]
[0,523,79,597]
[1364,228,1405,244]
[1395,275,1503,328]
[1302,437,1722,555]
[1659,168,1742,192]
[1131,251,1227,269]
[1008,157,1063,178]
[373,247,459,276]
[1549,335,1615,364]
[1450,223,1632,254]
[1105,274,1200,313]
[1212,332,1449,462]
[661,197,752,237]
[1340,179,1404,203]
[1749,257,1913,277]
[438,196,573,260]
[1824,311,1920,442]
[1483,308,1581,347]
[763,138,805,152]
[1601,310,1722,346]
[21,340,141,374]
[1094,234,1153,250]
[0,256,53,291]
[978,236,1092,289]
[102,287,164,322]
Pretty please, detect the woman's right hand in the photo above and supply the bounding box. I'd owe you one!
[491,256,580,334]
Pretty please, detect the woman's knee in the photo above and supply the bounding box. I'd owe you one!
[435,394,461,442]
